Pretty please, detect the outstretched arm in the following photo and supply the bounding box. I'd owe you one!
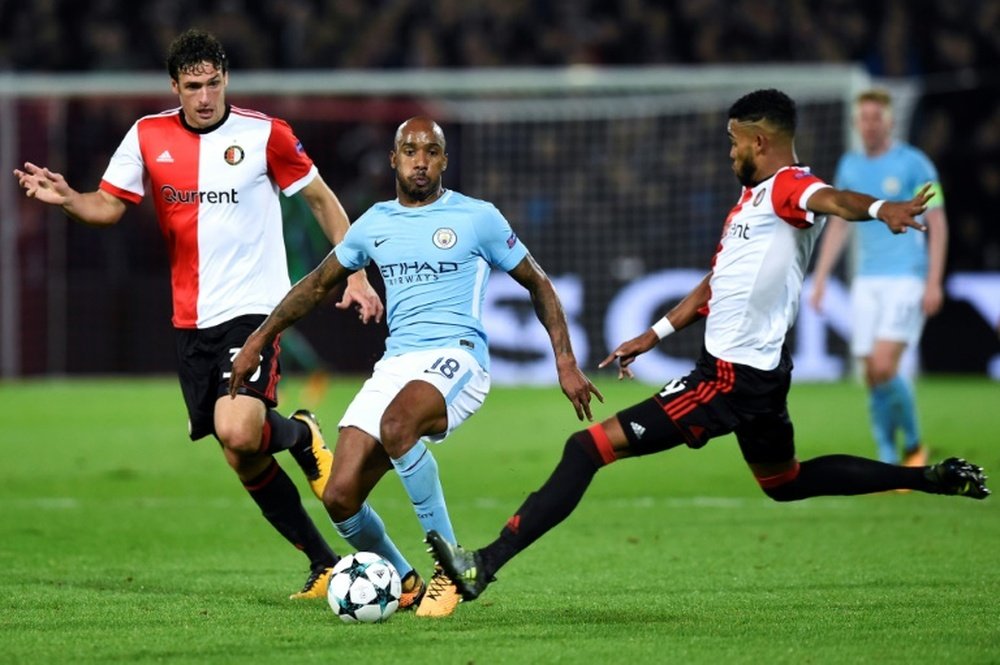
[228,251,354,396]
[806,182,932,233]
[13,162,127,226]
[299,175,383,324]
[507,254,603,421]
[600,272,712,380]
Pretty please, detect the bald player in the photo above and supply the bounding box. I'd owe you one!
[229,116,601,617]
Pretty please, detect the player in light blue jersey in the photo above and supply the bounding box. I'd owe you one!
[811,89,949,467]
[229,116,601,616]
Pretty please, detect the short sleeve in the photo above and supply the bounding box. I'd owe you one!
[266,118,317,196]
[771,167,829,228]
[475,204,528,271]
[333,212,371,271]
[99,122,145,204]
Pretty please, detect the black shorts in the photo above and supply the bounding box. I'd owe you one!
[174,314,282,441]
[616,346,795,465]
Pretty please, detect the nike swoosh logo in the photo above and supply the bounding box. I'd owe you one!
[374,237,390,247]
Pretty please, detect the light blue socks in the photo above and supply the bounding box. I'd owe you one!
[869,380,898,463]
[890,375,922,452]
[392,441,456,544]
[333,502,412,578]
[333,440,459,579]
[869,375,922,463]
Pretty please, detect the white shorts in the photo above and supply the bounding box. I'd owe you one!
[850,275,926,357]
[338,348,490,444]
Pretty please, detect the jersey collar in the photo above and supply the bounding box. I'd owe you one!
[179,104,231,135]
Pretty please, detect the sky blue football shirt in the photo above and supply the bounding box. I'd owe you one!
[834,142,943,277]
[335,189,528,371]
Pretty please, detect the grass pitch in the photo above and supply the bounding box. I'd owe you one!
[1,375,998,664]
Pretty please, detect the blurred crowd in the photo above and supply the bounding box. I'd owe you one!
[1,0,996,75]
[2,0,998,271]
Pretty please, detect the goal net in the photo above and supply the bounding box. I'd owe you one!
[1,65,868,381]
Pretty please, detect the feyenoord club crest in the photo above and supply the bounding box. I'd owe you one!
[224,145,245,165]
[432,228,457,249]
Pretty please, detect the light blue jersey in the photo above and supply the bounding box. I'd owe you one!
[835,142,943,277]
[335,189,528,371]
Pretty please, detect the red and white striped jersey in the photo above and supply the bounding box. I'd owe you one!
[99,105,318,329]
[704,166,830,370]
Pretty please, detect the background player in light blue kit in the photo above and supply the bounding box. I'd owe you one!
[810,89,949,466]
[229,116,601,616]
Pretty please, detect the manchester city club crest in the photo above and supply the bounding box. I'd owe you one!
[432,227,457,249]
[882,175,902,196]
[224,145,245,165]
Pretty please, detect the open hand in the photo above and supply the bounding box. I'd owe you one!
[336,276,384,324]
[228,341,263,398]
[13,162,73,205]
[880,183,933,234]
[558,363,604,421]
[598,329,659,380]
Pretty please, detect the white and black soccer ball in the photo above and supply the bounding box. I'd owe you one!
[327,552,402,623]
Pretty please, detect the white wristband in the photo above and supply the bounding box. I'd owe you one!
[867,199,885,220]
[651,316,675,340]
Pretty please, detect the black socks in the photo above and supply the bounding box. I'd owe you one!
[762,454,933,501]
[480,430,607,578]
[244,460,337,568]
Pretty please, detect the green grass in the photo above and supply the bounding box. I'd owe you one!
[1,375,998,664]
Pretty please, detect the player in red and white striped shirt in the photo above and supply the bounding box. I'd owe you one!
[426,89,989,605]
[13,30,383,599]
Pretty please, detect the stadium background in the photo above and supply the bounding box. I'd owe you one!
[1,0,998,381]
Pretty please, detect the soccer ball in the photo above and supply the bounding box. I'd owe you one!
[327,552,401,623]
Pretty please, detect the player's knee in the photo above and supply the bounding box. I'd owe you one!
[761,482,800,502]
[755,461,802,502]
[865,357,898,387]
[379,414,415,458]
[866,367,895,387]
[568,426,616,470]
[323,481,361,521]
[215,422,262,457]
